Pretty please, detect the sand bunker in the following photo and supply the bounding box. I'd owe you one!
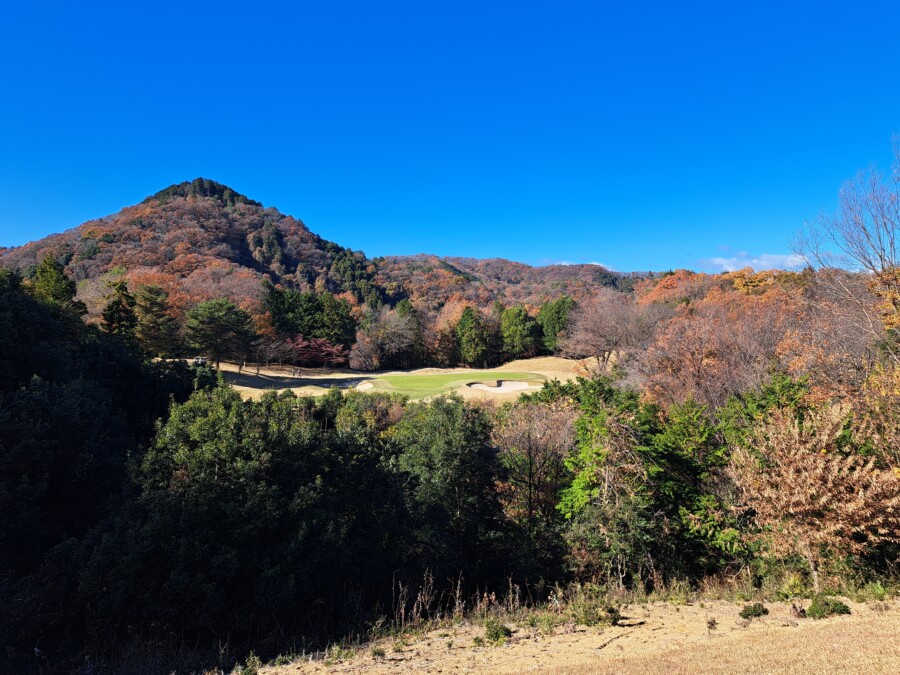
[356,382,374,391]
[467,380,540,393]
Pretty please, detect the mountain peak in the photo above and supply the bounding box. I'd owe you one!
[144,178,262,208]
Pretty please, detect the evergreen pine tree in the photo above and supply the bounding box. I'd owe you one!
[455,306,490,367]
[501,304,540,359]
[186,298,256,368]
[135,285,181,356]
[101,280,138,339]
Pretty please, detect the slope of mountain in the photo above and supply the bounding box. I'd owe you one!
[0,178,633,316]
[375,254,635,310]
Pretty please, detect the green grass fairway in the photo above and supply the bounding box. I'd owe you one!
[375,371,544,399]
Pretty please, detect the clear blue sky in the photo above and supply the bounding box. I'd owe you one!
[1,1,899,272]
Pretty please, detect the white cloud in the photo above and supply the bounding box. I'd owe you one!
[547,260,613,270]
[703,252,806,272]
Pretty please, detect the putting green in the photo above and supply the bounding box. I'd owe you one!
[373,371,544,399]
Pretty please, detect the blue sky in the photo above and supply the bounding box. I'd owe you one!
[1,1,899,272]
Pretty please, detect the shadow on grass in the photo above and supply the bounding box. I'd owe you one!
[221,369,375,391]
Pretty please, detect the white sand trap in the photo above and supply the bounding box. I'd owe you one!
[356,382,374,391]
[468,380,540,393]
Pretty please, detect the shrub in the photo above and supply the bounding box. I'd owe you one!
[323,645,355,664]
[268,653,297,666]
[776,572,806,600]
[574,605,622,627]
[864,582,887,602]
[238,651,261,675]
[538,614,558,635]
[484,618,513,643]
[739,602,769,620]
[807,596,851,619]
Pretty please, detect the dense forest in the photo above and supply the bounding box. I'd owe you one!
[2,160,900,672]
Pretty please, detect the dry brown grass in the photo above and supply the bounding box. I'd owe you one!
[552,608,900,674]
[262,599,899,674]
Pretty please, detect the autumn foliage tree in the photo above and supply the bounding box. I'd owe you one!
[288,335,347,367]
[561,289,667,371]
[642,286,803,408]
[349,306,420,371]
[729,405,900,591]
[852,362,900,469]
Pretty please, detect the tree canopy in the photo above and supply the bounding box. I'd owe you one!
[186,298,256,367]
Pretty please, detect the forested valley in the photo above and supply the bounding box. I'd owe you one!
[2,162,900,672]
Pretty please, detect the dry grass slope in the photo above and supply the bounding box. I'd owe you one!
[262,600,899,674]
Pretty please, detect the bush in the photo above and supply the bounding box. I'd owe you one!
[739,602,769,620]
[238,651,261,675]
[863,582,887,602]
[484,618,512,643]
[573,604,622,627]
[807,596,851,619]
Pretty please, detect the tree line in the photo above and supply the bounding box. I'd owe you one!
[40,254,580,372]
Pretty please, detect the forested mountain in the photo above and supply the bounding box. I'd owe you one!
[0,178,634,319]
[0,179,378,317]
[375,254,637,310]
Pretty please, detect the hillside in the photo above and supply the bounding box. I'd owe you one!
[375,255,636,310]
[262,599,900,674]
[0,179,375,316]
[0,178,633,317]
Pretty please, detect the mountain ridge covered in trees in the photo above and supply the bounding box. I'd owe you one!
[0,178,639,318]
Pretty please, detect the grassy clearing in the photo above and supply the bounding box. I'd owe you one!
[373,371,544,398]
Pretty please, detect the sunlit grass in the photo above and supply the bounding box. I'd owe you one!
[374,371,543,399]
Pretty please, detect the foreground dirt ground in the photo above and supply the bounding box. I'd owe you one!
[263,599,899,674]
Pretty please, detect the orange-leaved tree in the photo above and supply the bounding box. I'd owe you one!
[728,404,900,591]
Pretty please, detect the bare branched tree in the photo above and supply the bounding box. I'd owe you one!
[491,402,577,534]
[560,289,670,372]
[796,143,900,361]
[349,306,418,371]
